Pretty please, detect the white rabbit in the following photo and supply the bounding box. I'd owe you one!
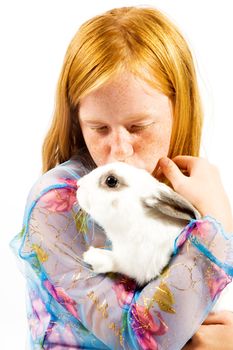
[76,161,233,311]
[76,161,201,286]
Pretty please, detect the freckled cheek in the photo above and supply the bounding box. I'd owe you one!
[135,127,171,157]
[84,134,109,165]
[136,128,172,174]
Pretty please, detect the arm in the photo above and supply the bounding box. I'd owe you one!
[158,155,233,349]
[13,158,233,350]
[182,311,233,350]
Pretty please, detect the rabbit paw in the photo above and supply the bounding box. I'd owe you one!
[83,246,115,273]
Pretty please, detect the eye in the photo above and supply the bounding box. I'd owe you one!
[105,175,119,188]
[131,125,145,132]
[131,122,154,132]
[90,126,108,133]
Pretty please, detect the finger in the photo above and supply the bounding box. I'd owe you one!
[172,155,206,175]
[158,157,187,191]
[172,156,195,173]
[152,161,162,178]
[202,311,233,325]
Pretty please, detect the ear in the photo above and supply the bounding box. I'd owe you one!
[142,184,201,221]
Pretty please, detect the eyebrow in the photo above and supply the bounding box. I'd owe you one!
[81,112,154,124]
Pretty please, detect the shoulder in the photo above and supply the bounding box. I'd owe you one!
[24,152,96,219]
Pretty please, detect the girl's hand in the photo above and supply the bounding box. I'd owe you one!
[157,156,233,232]
[182,311,233,350]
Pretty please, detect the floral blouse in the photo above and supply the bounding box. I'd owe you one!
[10,153,233,350]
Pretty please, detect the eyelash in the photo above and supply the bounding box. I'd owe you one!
[90,124,153,133]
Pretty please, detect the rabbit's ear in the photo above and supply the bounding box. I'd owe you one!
[142,186,201,221]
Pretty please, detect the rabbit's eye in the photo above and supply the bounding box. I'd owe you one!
[105,175,119,188]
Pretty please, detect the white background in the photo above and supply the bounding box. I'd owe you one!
[1,1,233,348]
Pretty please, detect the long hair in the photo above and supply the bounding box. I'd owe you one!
[42,6,203,174]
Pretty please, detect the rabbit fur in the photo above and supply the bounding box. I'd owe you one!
[76,161,233,311]
[76,161,201,286]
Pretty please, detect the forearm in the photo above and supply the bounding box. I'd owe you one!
[200,199,233,233]
[15,158,233,349]
[28,197,233,350]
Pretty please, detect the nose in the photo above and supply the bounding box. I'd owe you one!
[110,127,134,161]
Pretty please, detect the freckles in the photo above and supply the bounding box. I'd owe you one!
[134,134,155,153]
[136,127,171,156]
[87,139,109,165]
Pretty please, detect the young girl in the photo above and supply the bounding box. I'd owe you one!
[11,6,233,349]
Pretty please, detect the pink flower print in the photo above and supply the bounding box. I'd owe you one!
[43,280,79,319]
[112,276,137,307]
[60,178,78,188]
[131,304,168,350]
[192,220,217,239]
[42,178,77,212]
[29,296,50,341]
[56,288,79,318]
[175,219,217,252]
[207,264,232,301]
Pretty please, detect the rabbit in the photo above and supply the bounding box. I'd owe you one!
[76,161,233,311]
[76,161,201,286]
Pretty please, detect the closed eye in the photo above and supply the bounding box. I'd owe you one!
[90,126,108,132]
[131,123,154,132]
[90,122,155,133]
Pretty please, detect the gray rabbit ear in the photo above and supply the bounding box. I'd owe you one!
[142,186,201,221]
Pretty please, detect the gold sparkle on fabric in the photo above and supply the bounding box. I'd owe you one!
[109,322,124,347]
[72,208,88,234]
[151,282,176,314]
[87,291,109,319]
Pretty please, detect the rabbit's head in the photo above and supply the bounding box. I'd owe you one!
[76,162,200,233]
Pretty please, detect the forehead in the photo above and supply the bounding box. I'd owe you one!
[78,72,171,122]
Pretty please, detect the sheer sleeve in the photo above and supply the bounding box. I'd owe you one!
[10,157,233,350]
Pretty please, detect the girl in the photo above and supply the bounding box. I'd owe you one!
[11,6,233,349]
